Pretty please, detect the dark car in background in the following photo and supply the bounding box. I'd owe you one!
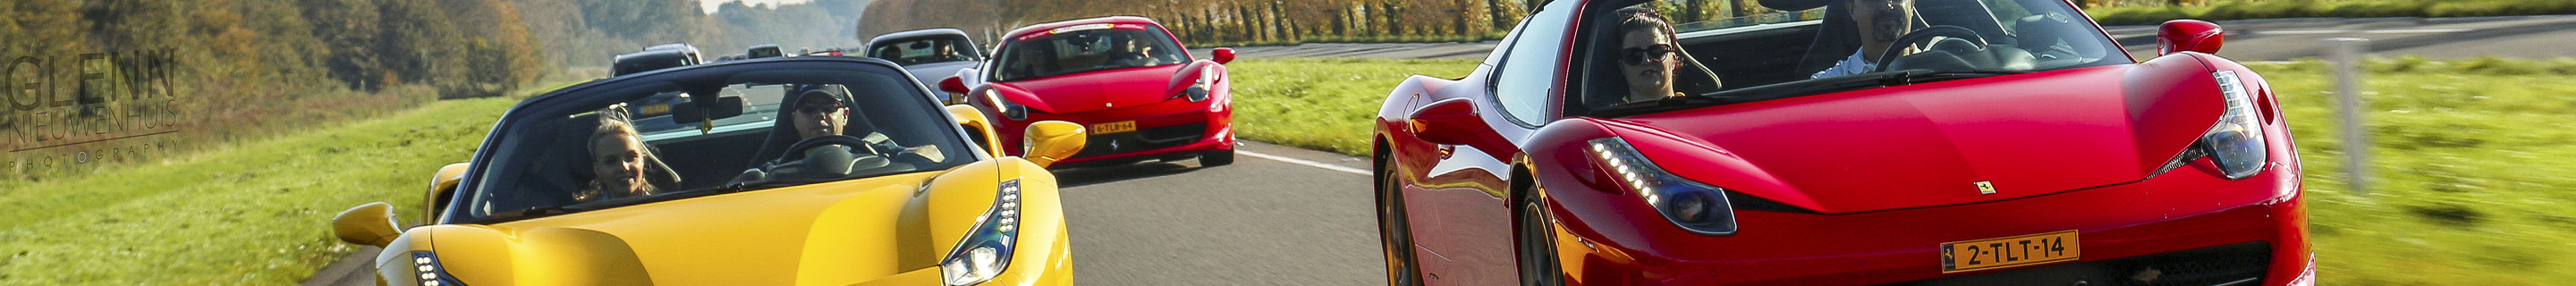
[613,43,703,77]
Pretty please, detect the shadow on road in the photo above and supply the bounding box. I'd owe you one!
[1052,162,1208,188]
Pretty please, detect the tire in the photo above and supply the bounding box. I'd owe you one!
[1377,154,1425,286]
[1199,149,1236,167]
[1516,183,1564,286]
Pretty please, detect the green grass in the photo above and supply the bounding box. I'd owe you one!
[0,83,555,283]
[1228,58,1482,156]
[2089,0,2576,26]
[2254,57,2576,285]
[1227,56,2576,284]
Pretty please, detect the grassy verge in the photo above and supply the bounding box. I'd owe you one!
[0,80,578,283]
[1227,58,1482,156]
[2089,0,2576,26]
[2258,56,2576,284]
[1227,56,2576,284]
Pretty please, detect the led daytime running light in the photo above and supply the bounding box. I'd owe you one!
[1586,138,1739,236]
[941,180,1025,285]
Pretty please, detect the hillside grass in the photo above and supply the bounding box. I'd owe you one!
[0,80,568,283]
[1225,56,2576,284]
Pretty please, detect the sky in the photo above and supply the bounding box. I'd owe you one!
[699,0,814,13]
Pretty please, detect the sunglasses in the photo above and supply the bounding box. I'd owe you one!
[1620,45,1676,66]
[795,100,845,115]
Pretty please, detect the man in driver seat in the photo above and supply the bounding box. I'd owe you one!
[734,88,945,184]
[1813,0,1918,79]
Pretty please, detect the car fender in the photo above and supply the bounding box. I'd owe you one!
[920,157,1071,284]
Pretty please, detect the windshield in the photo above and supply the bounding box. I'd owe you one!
[1572,0,2126,116]
[989,24,1189,81]
[459,63,977,223]
[869,36,981,65]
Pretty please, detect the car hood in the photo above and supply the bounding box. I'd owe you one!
[1603,64,2224,214]
[995,64,1189,114]
[420,171,980,285]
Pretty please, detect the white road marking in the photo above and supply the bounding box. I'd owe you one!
[1239,150,1372,176]
[2258,29,2353,35]
[2258,29,2473,35]
[2367,29,2473,34]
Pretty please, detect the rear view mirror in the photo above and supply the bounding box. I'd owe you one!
[1021,121,1089,168]
[2157,20,2225,55]
[673,96,746,124]
[1210,47,1237,64]
[1406,98,1488,146]
[939,76,970,95]
[332,202,402,248]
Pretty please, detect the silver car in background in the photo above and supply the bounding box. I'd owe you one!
[867,28,986,104]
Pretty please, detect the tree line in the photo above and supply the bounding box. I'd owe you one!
[0,0,869,181]
[860,0,1785,46]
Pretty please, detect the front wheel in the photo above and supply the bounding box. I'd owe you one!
[1377,154,1423,286]
[1516,188,1564,286]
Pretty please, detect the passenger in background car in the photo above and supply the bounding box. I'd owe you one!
[1813,0,1918,79]
[1615,6,1685,104]
[1105,35,1163,69]
[578,105,660,202]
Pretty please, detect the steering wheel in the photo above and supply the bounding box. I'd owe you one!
[1873,25,1991,72]
[769,135,882,167]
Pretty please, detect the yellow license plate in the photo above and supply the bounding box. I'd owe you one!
[1941,230,2080,273]
[1089,121,1137,134]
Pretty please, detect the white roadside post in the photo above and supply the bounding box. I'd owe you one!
[2326,38,2372,195]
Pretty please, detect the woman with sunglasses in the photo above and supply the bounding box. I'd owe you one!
[1614,6,1685,104]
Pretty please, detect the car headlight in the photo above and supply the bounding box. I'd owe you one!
[984,88,1029,121]
[407,251,466,286]
[941,180,1024,286]
[2153,71,2269,180]
[1180,66,1213,102]
[1587,138,1738,236]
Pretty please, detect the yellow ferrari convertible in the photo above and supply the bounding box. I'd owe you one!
[328,56,1082,285]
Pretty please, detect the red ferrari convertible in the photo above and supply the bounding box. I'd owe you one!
[941,16,1241,167]
[1371,0,2309,285]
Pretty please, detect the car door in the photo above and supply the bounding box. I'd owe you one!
[1400,1,1578,284]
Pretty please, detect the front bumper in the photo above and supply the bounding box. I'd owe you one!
[1539,162,2311,285]
[998,97,1233,166]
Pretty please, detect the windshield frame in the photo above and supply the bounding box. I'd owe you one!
[442,57,987,224]
[987,24,1191,82]
[1570,0,2131,118]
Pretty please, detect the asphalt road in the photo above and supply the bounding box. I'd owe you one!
[1053,142,1385,284]
[301,141,1386,285]
[308,15,2572,286]
[1200,15,2576,61]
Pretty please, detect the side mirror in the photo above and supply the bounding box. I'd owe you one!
[1210,47,1236,64]
[1021,121,1089,168]
[422,163,470,224]
[1405,98,1490,146]
[332,202,402,248]
[947,105,1007,158]
[2157,20,2224,55]
[673,96,746,124]
[938,76,971,95]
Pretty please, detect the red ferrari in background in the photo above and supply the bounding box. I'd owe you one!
[940,16,1242,167]
[1371,0,2310,285]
